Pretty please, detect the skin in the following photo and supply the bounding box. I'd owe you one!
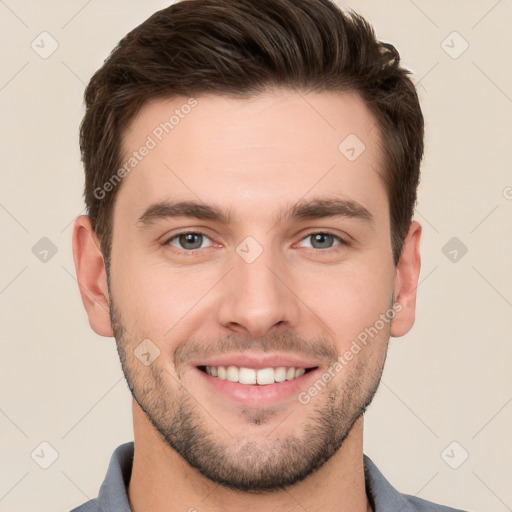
[73,89,421,512]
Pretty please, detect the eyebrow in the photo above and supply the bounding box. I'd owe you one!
[136,197,373,228]
[137,201,232,226]
[283,198,373,224]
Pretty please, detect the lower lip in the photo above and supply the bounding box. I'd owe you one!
[194,367,320,407]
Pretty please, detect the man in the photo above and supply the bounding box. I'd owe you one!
[71,0,469,510]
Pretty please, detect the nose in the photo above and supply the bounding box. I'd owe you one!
[215,245,301,338]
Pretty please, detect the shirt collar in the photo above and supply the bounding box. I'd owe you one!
[363,454,418,512]
[97,442,133,511]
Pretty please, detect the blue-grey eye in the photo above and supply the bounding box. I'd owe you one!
[168,232,212,250]
[299,233,341,249]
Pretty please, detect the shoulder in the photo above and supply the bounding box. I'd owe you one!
[400,493,470,512]
[67,442,134,512]
[363,455,471,512]
[68,499,101,512]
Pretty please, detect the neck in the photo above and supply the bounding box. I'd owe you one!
[128,401,370,512]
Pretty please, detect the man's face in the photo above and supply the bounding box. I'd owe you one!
[107,90,400,491]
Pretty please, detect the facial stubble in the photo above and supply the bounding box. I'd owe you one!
[109,299,388,493]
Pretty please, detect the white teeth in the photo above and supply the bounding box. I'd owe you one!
[226,365,239,383]
[256,368,274,385]
[203,365,311,385]
[239,367,257,385]
[274,367,287,382]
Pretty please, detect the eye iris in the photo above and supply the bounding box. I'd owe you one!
[311,233,333,249]
[179,233,203,249]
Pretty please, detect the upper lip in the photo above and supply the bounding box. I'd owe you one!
[191,352,321,370]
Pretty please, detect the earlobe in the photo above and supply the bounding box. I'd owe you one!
[72,215,114,337]
[390,221,422,338]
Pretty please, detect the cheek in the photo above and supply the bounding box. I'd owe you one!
[110,254,222,338]
[293,263,394,346]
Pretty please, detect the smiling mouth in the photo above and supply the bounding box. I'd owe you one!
[197,365,318,385]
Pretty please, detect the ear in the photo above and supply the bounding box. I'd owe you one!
[72,215,113,337]
[390,221,422,338]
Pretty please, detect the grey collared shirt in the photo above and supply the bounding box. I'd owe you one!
[70,442,470,512]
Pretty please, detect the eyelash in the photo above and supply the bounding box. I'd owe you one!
[163,230,347,254]
[164,230,216,256]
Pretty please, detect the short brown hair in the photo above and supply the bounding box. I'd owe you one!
[80,0,423,266]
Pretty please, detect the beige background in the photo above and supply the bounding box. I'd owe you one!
[1,1,511,511]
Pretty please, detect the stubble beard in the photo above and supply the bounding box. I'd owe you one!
[110,300,388,493]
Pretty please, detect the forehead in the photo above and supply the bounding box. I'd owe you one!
[116,90,387,225]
